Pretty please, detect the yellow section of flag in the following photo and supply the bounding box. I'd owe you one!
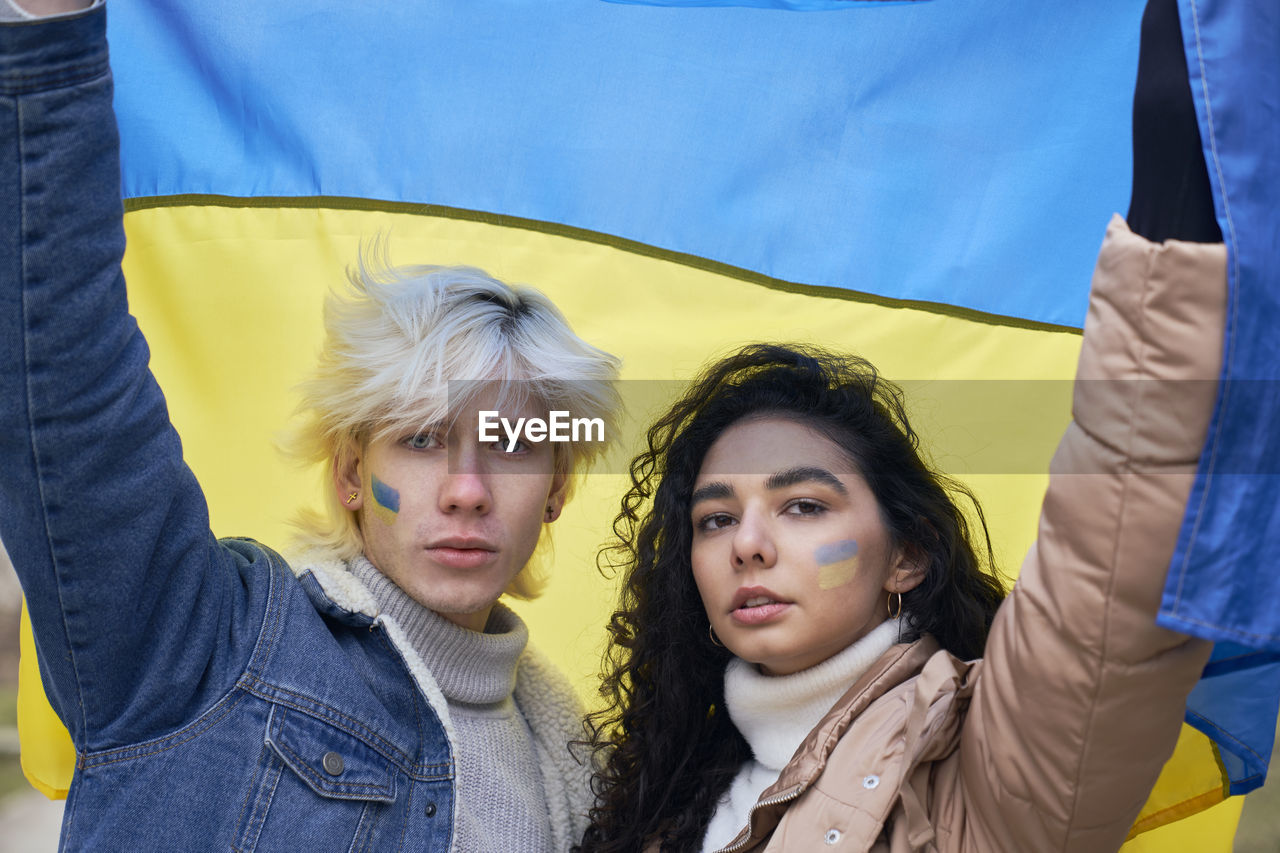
[18,600,74,799]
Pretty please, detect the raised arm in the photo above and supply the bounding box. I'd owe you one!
[954,215,1223,851]
[0,6,267,751]
[946,0,1233,843]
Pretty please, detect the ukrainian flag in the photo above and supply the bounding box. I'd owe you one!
[17,1,1279,848]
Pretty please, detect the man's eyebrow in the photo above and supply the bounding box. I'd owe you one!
[691,482,735,506]
[765,466,848,494]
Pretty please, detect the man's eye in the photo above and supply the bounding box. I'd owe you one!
[406,433,442,450]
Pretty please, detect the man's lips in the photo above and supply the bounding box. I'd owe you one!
[425,537,497,569]
[429,536,497,550]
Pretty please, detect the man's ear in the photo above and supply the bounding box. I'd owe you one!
[333,440,365,511]
[544,471,569,523]
[886,546,927,594]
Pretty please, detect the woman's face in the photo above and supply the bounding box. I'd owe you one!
[689,416,922,675]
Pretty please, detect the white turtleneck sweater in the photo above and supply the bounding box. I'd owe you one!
[350,558,553,853]
[701,618,903,853]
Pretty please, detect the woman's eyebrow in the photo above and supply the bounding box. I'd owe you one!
[691,482,735,506]
[765,466,847,494]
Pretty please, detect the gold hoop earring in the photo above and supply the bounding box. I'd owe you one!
[344,491,359,505]
[887,590,902,620]
[708,625,724,648]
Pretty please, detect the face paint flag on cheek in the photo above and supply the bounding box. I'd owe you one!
[370,475,400,526]
[815,540,859,590]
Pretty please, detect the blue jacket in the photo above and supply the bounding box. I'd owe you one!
[0,8,587,850]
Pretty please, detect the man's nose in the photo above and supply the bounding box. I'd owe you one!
[438,447,492,514]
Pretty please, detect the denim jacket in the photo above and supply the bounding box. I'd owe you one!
[0,9,587,850]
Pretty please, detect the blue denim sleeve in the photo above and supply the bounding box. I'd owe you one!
[0,7,269,750]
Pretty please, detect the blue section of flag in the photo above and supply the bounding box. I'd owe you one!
[605,0,930,8]
[104,0,1143,329]
[1186,645,1280,795]
[1156,0,1280,794]
[1161,0,1280,648]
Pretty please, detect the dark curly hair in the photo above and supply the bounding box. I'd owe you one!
[575,344,1007,853]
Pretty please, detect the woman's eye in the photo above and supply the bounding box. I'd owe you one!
[492,438,528,454]
[786,500,826,517]
[406,433,442,450]
[696,513,736,532]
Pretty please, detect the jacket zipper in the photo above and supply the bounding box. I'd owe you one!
[715,785,804,853]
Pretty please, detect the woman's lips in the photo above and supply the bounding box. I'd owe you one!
[730,601,792,625]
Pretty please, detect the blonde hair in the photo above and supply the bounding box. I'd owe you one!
[288,262,621,598]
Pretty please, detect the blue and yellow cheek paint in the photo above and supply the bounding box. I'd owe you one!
[370,475,400,525]
[815,539,859,590]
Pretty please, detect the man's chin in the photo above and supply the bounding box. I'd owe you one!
[409,584,507,630]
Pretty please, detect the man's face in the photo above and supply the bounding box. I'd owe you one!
[339,393,565,631]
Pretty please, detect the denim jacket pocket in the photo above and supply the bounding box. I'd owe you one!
[266,704,398,802]
[235,703,400,852]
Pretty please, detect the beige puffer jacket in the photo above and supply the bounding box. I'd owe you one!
[710,217,1226,853]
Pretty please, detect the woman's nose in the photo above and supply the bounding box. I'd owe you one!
[731,512,777,569]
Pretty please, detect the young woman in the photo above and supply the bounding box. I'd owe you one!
[577,6,1228,848]
[580,237,1222,849]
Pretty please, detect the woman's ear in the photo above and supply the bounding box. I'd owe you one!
[886,546,927,594]
[333,440,365,511]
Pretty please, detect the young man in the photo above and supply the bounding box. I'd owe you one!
[0,3,620,850]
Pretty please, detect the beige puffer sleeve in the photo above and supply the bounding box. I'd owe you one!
[955,216,1225,852]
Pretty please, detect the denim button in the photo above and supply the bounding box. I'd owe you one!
[424,801,437,817]
[322,751,344,776]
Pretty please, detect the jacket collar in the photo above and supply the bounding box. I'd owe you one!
[724,636,942,852]
[289,548,380,623]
